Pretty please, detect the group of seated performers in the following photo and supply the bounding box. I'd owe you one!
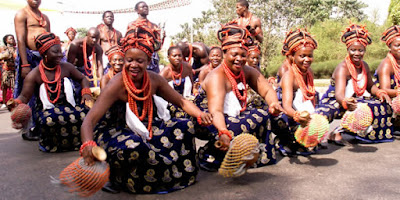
[9,18,400,194]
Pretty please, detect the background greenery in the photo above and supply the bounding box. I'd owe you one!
[170,0,400,78]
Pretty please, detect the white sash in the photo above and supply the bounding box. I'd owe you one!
[125,95,171,140]
[168,76,192,98]
[223,83,246,117]
[39,77,76,110]
[293,89,315,113]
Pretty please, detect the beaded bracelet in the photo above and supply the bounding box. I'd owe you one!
[197,113,203,125]
[376,89,388,100]
[293,111,301,123]
[14,98,22,105]
[218,129,232,140]
[21,64,31,68]
[79,140,97,156]
[342,99,348,110]
[81,88,92,97]
[267,77,276,83]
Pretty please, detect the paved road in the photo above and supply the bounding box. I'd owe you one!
[1,109,400,200]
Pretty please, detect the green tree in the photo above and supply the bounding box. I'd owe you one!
[76,27,88,39]
[388,0,400,25]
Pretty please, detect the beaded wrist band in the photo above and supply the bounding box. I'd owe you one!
[342,99,349,110]
[218,129,232,140]
[81,88,92,96]
[293,111,301,123]
[79,140,97,156]
[267,77,276,84]
[376,89,388,100]
[14,99,22,105]
[197,113,203,126]
[21,64,31,68]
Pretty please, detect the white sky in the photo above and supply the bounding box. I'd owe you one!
[0,0,391,48]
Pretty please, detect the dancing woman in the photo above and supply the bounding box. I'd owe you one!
[195,22,284,171]
[9,32,92,152]
[279,29,337,155]
[80,23,212,194]
[320,24,393,144]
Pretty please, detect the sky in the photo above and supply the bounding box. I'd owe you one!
[0,0,391,48]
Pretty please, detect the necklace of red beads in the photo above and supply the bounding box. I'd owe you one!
[25,7,47,27]
[101,24,117,45]
[82,39,95,76]
[171,63,183,86]
[291,63,315,103]
[222,61,247,112]
[39,60,62,104]
[345,55,367,97]
[387,52,400,86]
[122,67,153,139]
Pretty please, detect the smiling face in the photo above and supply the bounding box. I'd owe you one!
[124,48,150,80]
[45,44,63,66]
[292,46,314,72]
[110,54,124,73]
[347,41,365,66]
[209,48,223,68]
[247,51,260,68]
[168,48,183,68]
[390,37,400,61]
[224,47,248,74]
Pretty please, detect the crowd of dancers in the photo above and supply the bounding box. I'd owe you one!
[2,0,400,195]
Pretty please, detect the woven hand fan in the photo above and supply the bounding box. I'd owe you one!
[352,103,373,135]
[59,146,110,197]
[10,103,32,129]
[218,133,260,178]
[392,95,400,115]
[341,103,373,134]
[294,113,329,148]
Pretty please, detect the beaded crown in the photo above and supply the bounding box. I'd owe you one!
[35,32,61,55]
[281,29,317,56]
[217,21,253,51]
[341,24,372,48]
[381,25,400,47]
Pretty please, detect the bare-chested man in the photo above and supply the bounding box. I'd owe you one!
[176,41,209,80]
[14,0,51,140]
[235,0,263,44]
[67,27,103,88]
[96,11,122,71]
[127,1,165,73]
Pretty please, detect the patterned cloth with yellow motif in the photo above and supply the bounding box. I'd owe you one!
[94,100,198,194]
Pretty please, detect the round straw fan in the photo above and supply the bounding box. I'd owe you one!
[10,103,32,129]
[294,113,329,148]
[59,146,110,197]
[218,133,259,178]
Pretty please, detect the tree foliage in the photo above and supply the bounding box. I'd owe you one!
[171,0,379,77]
[388,0,400,25]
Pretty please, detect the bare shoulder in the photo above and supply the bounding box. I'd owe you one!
[61,61,76,70]
[14,8,27,20]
